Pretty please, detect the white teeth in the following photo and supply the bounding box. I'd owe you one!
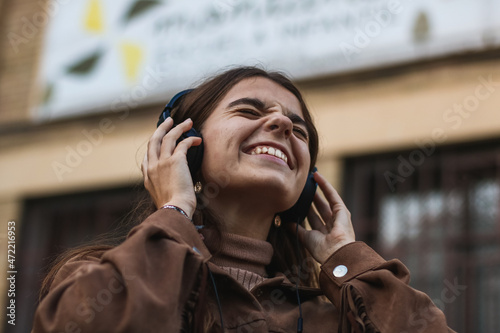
[250,146,288,164]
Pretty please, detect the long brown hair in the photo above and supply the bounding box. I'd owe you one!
[40,66,320,325]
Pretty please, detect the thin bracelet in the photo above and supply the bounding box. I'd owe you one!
[160,204,192,222]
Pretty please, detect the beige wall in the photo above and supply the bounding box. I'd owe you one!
[302,59,500,189]
[306,60,500,158]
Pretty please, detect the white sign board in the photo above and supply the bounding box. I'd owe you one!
[36,0,500,120]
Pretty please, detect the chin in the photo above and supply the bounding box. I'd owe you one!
[204,162,305,206]
[247,178,302,210]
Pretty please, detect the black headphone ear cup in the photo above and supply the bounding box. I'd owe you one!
[181,128,204,181]
[157,89,204,181]
[279,167,318,223]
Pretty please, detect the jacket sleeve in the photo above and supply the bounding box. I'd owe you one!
[32,208,211,333]
[319,241,456,333]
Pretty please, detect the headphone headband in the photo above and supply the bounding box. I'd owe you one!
[157,89,194,127]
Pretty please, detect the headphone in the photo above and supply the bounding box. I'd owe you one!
[157,89,204,181]
[157,89,317,223]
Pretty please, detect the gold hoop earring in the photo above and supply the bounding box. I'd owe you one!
[274,215,282,228]
[194,181,203,194]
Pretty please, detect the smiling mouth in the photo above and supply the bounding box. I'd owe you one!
[250,146,288,164]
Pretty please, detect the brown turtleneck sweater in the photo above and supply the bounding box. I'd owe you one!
[202,230,274,291]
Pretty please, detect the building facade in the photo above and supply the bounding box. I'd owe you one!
[1,0,500,332]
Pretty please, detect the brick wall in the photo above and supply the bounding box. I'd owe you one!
[0,0,48,126]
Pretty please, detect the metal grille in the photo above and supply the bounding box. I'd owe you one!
[343,140,500,333]
[7,186,147,333]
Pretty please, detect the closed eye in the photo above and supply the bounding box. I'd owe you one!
[238,109,260,116]
[293,126,308,140]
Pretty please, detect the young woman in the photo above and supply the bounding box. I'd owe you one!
[33,67,453,332]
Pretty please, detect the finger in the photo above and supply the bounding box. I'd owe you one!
[307,206,327,233]
[141,152,152,192]
[148,117,174,164]
[141,151,148,176]
[159,118,196,158]
[170,136,203,157]
[314,172,346,210]
[313,191,333,223]
[289,222,308,245]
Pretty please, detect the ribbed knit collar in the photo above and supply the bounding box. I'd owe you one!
[202,229,274,277]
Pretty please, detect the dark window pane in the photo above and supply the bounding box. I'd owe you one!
[7,186,147,333]
[344,139,500,333]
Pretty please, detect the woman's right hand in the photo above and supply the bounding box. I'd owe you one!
[141,117,203,218]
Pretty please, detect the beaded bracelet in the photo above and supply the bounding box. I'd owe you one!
[160,204,192,222]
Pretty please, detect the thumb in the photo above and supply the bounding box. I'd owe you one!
[289,222,325,264]
[289,222,308,247]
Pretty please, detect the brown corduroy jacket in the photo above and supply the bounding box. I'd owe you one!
[33,208,455,332]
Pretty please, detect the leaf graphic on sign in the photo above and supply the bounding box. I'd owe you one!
[67,50,103,75]
[123,0,161,23]
[413,12,430,44]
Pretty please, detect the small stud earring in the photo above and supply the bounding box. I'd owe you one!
[194,181,203,194]
[274,215,282,228]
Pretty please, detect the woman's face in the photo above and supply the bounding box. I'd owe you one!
[200,77,311,213]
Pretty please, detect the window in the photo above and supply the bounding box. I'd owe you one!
[7,186,147,333]
[344,139,500,332]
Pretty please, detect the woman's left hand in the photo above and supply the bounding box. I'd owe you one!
[292,172,356,264]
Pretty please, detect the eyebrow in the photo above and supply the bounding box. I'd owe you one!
[227,97,308,129]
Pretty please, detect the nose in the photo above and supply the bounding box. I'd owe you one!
[265,112,293,138]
